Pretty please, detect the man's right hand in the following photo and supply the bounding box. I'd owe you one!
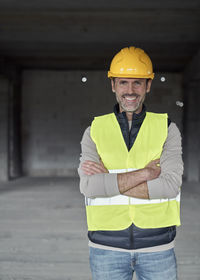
[81,160,108,176]
[145,159,161,181]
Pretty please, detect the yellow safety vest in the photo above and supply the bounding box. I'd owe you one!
[86,112,181,231]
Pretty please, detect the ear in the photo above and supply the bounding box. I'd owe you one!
[111,79,115,93]
[146,79,152,93]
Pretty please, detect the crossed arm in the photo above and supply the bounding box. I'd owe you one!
[81,159,160,199]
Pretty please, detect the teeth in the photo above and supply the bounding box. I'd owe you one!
[125,97,136,101]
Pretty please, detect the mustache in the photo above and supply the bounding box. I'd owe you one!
[122,93,139,98]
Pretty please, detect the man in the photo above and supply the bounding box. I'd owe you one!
[78,46,183,280]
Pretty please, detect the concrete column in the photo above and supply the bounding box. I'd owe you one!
[0,65,22,181]
[0,76,9,181]
[183,49,200,181]
[8,68,22,179]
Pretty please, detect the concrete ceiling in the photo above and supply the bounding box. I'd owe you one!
[0,0,200,72]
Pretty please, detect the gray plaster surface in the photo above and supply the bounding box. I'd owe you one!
[0,178,199,279]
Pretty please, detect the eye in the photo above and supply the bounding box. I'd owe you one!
[119,80,128,85]
[134,80,141,85]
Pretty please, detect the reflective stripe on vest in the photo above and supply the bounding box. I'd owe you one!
[86,112,181,231]
[86,193,180,206]
[86,168,180,206]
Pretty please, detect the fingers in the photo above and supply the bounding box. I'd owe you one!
[153,159,160,167]
[82,163,106,175]
[81,160,108,175]
[146,158,160,168]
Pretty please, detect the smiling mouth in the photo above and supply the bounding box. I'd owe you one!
[125,97,137,101]
[123,95,138,102]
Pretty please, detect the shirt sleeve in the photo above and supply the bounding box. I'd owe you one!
[147,122,184,199]
[78,126,120,198]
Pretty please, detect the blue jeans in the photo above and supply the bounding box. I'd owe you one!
[89,247,177,280]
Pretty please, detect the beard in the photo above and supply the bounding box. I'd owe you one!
[116,93,146,113]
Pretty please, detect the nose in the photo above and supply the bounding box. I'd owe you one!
[127,82,133,94]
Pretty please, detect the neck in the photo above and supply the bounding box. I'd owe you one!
[126,112,133,121]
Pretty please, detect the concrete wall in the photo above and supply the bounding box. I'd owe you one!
[146,73,183,132]
[21,70,183,177]
[183,50,200,182]
[21,70,115,176]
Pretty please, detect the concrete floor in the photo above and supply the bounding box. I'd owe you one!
[0,178,199,280]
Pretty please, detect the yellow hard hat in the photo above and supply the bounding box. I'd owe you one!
[108,46,154,79]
